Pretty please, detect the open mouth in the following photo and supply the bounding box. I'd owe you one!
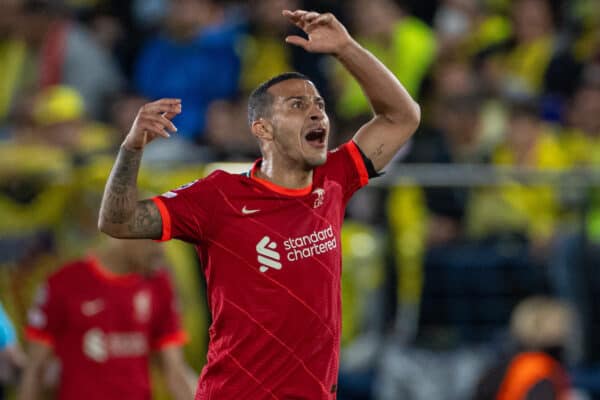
[304,128,327,147]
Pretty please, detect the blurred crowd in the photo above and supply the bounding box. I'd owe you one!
[1,0,600,398]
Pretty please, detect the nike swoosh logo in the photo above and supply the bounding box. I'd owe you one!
[242,206,260,215]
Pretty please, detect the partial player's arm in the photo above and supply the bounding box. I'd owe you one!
[283,10,420,171]
[98,99,181,239]
[16,341,52,400]
[159,346,197,400]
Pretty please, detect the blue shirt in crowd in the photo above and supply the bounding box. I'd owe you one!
[134,22,243,141]
[0,303,16,350]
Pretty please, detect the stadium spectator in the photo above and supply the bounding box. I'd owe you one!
[239,0,301,94]
[466,97,568,255]
[240,0,336,117]
[478,0,558,97]
[18,238,196,400]
[0,0,123,120]
[433,0,512,60]
[404,91,487,247]
[560,79,600,166]
[133,0,243,142]
[98,7,420,397]
[204,99,260,160]
[0,302,24,400]
[334,0,435,124]
[472,296,574,400]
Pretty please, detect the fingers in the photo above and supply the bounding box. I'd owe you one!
[302,11,320,24]
[305,13,333,30]
[139,120,170,138]
[135,98,181,138]
[282,9,306,21]
[147,113,178,132]
[282,9,319,29]
[285,35,310,50]
[283,9,334,33]
[142,98,182,115]
[163,112,179,120]
[136,106,180,139]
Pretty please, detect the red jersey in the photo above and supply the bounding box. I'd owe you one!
[25,257,186,400]
[152,141,369,399]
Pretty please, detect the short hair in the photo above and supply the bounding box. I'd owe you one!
[247,72,311,126]
[507,96,540,119]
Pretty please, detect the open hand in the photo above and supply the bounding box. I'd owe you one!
[282,10,354,55]
[122,98,181,150]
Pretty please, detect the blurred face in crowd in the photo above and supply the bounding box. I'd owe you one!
[350,0,401,39]
[433,58,477,98]
[255,79,330,169]
[110,94,148,140]
[568,86,600,137]
[38,120,84,149]
[252,0,299,34]
[206,100,259,157]
[437,96,482,155]
[507,109,541,161]
[166,0,218,40]
[0,0,21,36]
[512,0,554,43]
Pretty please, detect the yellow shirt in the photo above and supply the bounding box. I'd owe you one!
[467,132,567,240]
[335,17,436,119]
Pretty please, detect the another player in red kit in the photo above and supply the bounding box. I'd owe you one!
[98,9,420,399]
[18,240,196,400]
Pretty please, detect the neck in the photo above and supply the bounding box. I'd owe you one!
[257,157,313,189]
[95,249,131,276]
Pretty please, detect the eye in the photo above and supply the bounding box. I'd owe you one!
[292,100,304,109]
[316,101,326,110]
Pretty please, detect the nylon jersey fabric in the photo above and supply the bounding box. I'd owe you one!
[153,141,369,399]
[25,258,186,400]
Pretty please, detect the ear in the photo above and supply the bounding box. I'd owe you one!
[251,118,273,141]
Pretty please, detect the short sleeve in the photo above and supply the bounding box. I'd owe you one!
[25,282,62,347]
[150,271,187,350]
[0,303,16,349]
[151,172,221,243]
[321,140,370,203]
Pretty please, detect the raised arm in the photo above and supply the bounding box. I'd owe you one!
[98,99,181,238]
[283,10,421,171]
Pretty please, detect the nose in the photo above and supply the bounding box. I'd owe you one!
[309,104,325,121]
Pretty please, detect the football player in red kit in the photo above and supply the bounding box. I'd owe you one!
[98,9,420,399]
[18,239,196,400]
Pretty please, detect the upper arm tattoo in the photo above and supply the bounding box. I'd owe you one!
[371,144,385,159]
[128,200,163,238]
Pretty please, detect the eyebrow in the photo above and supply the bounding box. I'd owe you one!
[283,96,325,102]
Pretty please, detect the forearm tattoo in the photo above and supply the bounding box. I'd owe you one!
[98,147,161,238]
[100,146,142,224]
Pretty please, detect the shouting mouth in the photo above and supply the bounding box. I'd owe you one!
[304,127,327,148]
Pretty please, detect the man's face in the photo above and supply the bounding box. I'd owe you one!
[569,87,600,136]
[265,79,330,168]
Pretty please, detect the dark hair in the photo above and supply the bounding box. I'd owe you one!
[507,96,540,119]
[247,72,311,126]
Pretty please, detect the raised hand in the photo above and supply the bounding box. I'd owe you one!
[282,10,354,55]
[123,98,182,150]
